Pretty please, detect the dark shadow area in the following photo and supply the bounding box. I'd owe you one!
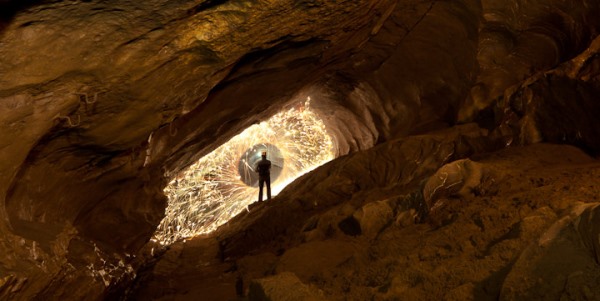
[0,0,53,34]
[474,260,515,300]
[212,38,326,88]
[338,216,361,236]
[187,0,229,15]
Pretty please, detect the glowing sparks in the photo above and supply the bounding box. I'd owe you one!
[153,98,335,245]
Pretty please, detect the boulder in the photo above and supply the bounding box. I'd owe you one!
[353,200,394,239]
[423,159,485,208]
[500,203,600,300]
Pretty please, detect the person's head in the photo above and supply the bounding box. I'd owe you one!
[262,151,267,158]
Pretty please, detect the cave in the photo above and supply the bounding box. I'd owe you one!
[1,0,600,300]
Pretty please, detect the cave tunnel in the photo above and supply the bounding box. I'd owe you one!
[2,0,600,300]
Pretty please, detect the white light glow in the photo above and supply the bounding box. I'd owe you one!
[153,98,334,245]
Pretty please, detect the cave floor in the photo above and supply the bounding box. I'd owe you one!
[130,143,600,301]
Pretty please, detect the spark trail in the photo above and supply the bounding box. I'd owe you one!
[153,98,334,245]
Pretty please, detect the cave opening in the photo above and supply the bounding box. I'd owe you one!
[152,97,336,245]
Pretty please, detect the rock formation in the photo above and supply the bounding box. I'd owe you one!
[1,0,600,300]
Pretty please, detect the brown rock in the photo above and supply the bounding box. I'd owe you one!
[276,240,357,281]
[248,272,326,301]
[353,200,393,239]
[423,159,485,208]
[500,203,600,300]
[1,0,600,299]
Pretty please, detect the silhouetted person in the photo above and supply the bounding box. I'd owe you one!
[255,151,271,202]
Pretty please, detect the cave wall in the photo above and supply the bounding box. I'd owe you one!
[0,0,408,298]
[1,0,600,299]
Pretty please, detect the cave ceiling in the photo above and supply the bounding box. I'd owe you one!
[1,0,600,299]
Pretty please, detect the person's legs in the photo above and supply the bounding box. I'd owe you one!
[258,178,264,202]
[266,176,271,200]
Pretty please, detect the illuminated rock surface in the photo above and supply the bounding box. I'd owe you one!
[0,0,600,300]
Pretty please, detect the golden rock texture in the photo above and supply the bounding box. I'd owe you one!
[1,0,600,299]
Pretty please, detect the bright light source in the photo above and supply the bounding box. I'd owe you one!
[153,97,335,245]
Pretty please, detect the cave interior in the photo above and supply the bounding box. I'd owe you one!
[1,0,600,300]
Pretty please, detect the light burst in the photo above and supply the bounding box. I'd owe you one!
[153,98,335,245]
